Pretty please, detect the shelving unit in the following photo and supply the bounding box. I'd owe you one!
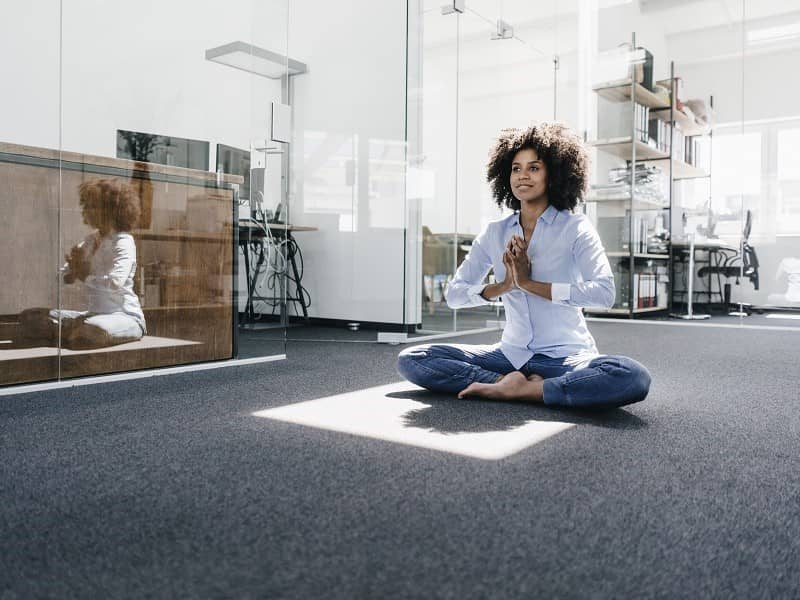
[585,35,713,317]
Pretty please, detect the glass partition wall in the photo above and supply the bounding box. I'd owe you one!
[410,0,575,334]
[281,0,410,343]
[721,0,800,317]
[586,0,800,324]
[0,0,289,388]
[0,4,60,386]
[410,0,800,337]
[416,2,459,333]
[4,2,799,391]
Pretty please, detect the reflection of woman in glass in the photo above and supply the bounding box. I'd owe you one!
[20,179,146,349]
[397,123,651,408]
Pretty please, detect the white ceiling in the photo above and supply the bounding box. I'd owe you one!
[421,0,800,47]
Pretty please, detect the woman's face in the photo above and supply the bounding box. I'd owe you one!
[510,148,549,204]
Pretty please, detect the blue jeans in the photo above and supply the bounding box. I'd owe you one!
[397,343,651,408]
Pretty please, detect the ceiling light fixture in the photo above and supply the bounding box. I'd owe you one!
[205,41,307,79]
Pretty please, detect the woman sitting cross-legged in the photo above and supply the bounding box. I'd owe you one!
[397,122,651,408]
[18,178,146,350]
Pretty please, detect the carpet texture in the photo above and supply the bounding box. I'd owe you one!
[1,322,799,599]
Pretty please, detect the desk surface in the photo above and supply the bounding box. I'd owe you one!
[133,229,232,243]
[672,239,737,251]
[238,221,318,233]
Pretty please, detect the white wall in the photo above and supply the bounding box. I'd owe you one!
[0,1,61,149]
[288,0,409,324]
[0,0,286,160]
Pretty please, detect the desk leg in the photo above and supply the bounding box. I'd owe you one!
[287,233,309,321]
[251,242,266,322]
[242,243,252,323]
[671,235,709,320]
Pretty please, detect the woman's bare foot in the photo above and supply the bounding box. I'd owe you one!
[457,371,544,402]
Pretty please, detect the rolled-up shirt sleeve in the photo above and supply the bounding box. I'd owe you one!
[551,221,615,309]
[444,228,493,309]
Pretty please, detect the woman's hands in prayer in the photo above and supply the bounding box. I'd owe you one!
[504,234,531,289]
[479,235,532,301]
[63,243,90,284]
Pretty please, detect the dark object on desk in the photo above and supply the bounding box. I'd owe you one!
[267,201,284,224]
[216,143,252,203]
[697,210,760,314]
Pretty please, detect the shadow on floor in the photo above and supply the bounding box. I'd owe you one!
[387,389,648,435]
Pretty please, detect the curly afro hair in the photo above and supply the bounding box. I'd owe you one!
[486,122,589,212]
[79,178,141,231]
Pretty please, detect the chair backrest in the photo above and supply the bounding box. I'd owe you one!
[743,242,759,290]
[743,209,752,243]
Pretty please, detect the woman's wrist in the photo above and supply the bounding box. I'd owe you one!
[480,281,509,301]
[517,279,552,300]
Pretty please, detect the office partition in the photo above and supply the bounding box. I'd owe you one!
[0,0,290,388]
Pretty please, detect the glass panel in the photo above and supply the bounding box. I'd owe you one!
[49,0,288,382]
[731,0,800,315]
[453,0,571,331]
[416,2,459,334]
[0,2,62,385]
[584,1,757,319]
[234,1,291,357]
[284,0,408,342]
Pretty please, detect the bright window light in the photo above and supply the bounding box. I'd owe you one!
[778,129,800,181]
[712,132,761,197]
[253,382,574,460]
[747,23,800,46]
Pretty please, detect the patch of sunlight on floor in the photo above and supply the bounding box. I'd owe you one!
[253,381,574,460]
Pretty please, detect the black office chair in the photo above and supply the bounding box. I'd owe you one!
[698,210,759,314]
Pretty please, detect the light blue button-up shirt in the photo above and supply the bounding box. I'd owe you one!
[445,205,615,368]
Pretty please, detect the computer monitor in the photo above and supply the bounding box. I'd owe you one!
[215,143,252,204]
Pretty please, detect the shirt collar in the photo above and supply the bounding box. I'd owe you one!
[508,204,559,228]
[540,204,559,224]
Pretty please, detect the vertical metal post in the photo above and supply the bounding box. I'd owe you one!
[57,0,64,378]
[277,74,292,328]
[707,94,715,307]
[677,232,708,319]
[452,11,460,333]
[686,233,696,317]
[628,33,636,317]
[553,54,559,120]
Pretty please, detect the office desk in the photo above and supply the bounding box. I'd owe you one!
[238,221,317,325]
[672,239,738,308]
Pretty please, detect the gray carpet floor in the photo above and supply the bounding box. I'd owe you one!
[2,322,799,599]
